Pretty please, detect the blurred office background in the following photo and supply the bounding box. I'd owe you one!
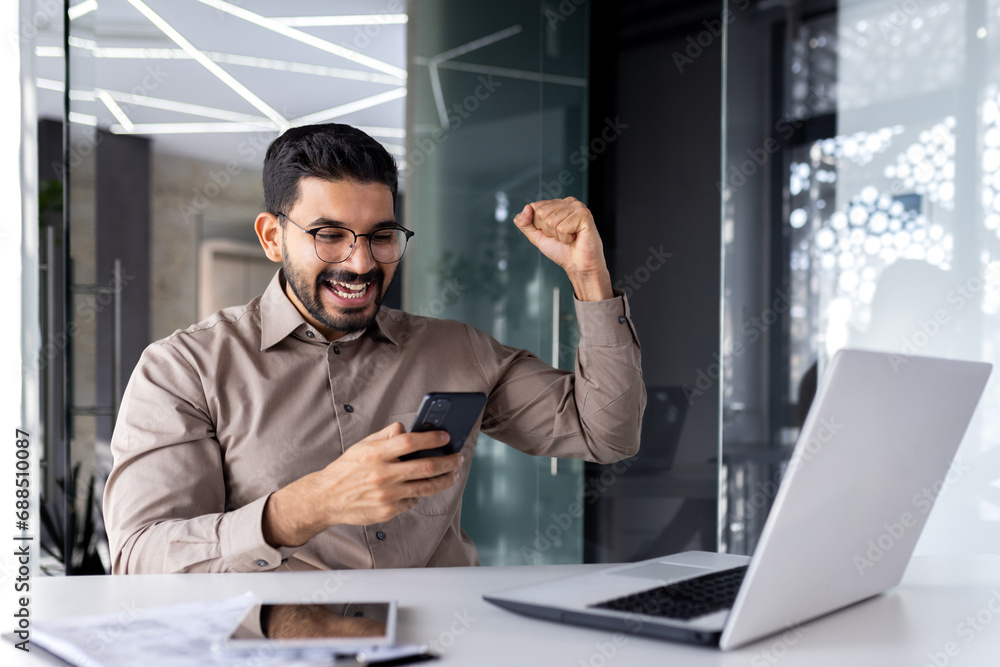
[12,0,999,574]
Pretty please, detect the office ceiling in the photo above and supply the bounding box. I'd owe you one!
[34,0,407,167]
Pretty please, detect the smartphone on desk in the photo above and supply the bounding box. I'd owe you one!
[398,392,487,461]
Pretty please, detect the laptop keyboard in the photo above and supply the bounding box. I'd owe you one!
[590,565,749,621]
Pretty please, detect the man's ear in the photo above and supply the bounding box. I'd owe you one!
[255,212,283,262]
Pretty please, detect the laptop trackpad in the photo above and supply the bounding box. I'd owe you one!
[616,562,713,582]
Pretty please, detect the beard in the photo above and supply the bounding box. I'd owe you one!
[281,238,394,336]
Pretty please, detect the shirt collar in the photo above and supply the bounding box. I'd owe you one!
[260,269,401,350]
[372,307,402,347]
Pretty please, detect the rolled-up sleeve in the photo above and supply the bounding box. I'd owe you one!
[103,342,298,574]
[472,290,645,463]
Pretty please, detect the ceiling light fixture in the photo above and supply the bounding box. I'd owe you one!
[124,0,289,131]
[68,0,98,21]
[89,48,405,85]
[37,78,267,122]
[428,63,448,129]
[110,121,279,135]
[354,126,406,139]
[433,25,522,62]
[97,89,136,132]
[271,15,408,27]
[196,51,404,85]
[37,45,405,86]
[194,0,407,80]
[69,112,97,126]
[69,35,97,50]
[291,87,406,126]
[36,78,95,102]
[107,90,267,122]
[426,25,522,130]
[36,77,64,92]
[418,58,587,88]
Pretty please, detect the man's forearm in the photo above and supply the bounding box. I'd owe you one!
[569,292,645,460]
[567,268,614,302]
[263,478,324,548]
[109,493,292,574]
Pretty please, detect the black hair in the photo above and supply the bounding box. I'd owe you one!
[262,123,398,215]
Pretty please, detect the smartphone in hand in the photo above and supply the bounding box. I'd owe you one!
[398,392,488,461]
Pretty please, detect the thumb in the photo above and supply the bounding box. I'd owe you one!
[512,203,534,229]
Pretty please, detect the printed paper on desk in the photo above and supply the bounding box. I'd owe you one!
[32,592,326,667]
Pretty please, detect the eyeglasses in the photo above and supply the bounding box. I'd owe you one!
[278,213,414,264]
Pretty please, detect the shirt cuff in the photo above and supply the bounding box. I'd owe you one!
[219,494,300,572]
[573,289,639,346]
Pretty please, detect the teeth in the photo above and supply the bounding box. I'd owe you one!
[327,281,369,299]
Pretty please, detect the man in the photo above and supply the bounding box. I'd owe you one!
[104,123,645,573]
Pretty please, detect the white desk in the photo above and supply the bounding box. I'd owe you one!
[7,555,1000,666]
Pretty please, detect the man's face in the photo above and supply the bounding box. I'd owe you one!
[278,177,399,340]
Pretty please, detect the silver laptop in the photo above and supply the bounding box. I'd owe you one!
[484,349,991,650]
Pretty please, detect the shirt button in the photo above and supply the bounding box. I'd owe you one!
[256,559,269,568]
[333,345,340,355]
[376,530,386,540]
[618,315,627,324]
[344,404,354,413]
[305,331,315,338]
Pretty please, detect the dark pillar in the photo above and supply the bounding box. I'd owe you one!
[95,130,151,464]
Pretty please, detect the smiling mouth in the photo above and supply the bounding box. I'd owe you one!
[324,279,372,300]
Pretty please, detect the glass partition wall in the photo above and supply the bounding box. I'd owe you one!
[723,0,1000,555]
[405,1,590,565]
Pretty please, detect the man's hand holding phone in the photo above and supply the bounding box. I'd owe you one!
[262,422,463,548]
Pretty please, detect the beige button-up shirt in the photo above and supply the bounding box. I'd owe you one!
[104,270,645,574]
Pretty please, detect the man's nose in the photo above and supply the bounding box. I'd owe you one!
[341,236,377,274]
